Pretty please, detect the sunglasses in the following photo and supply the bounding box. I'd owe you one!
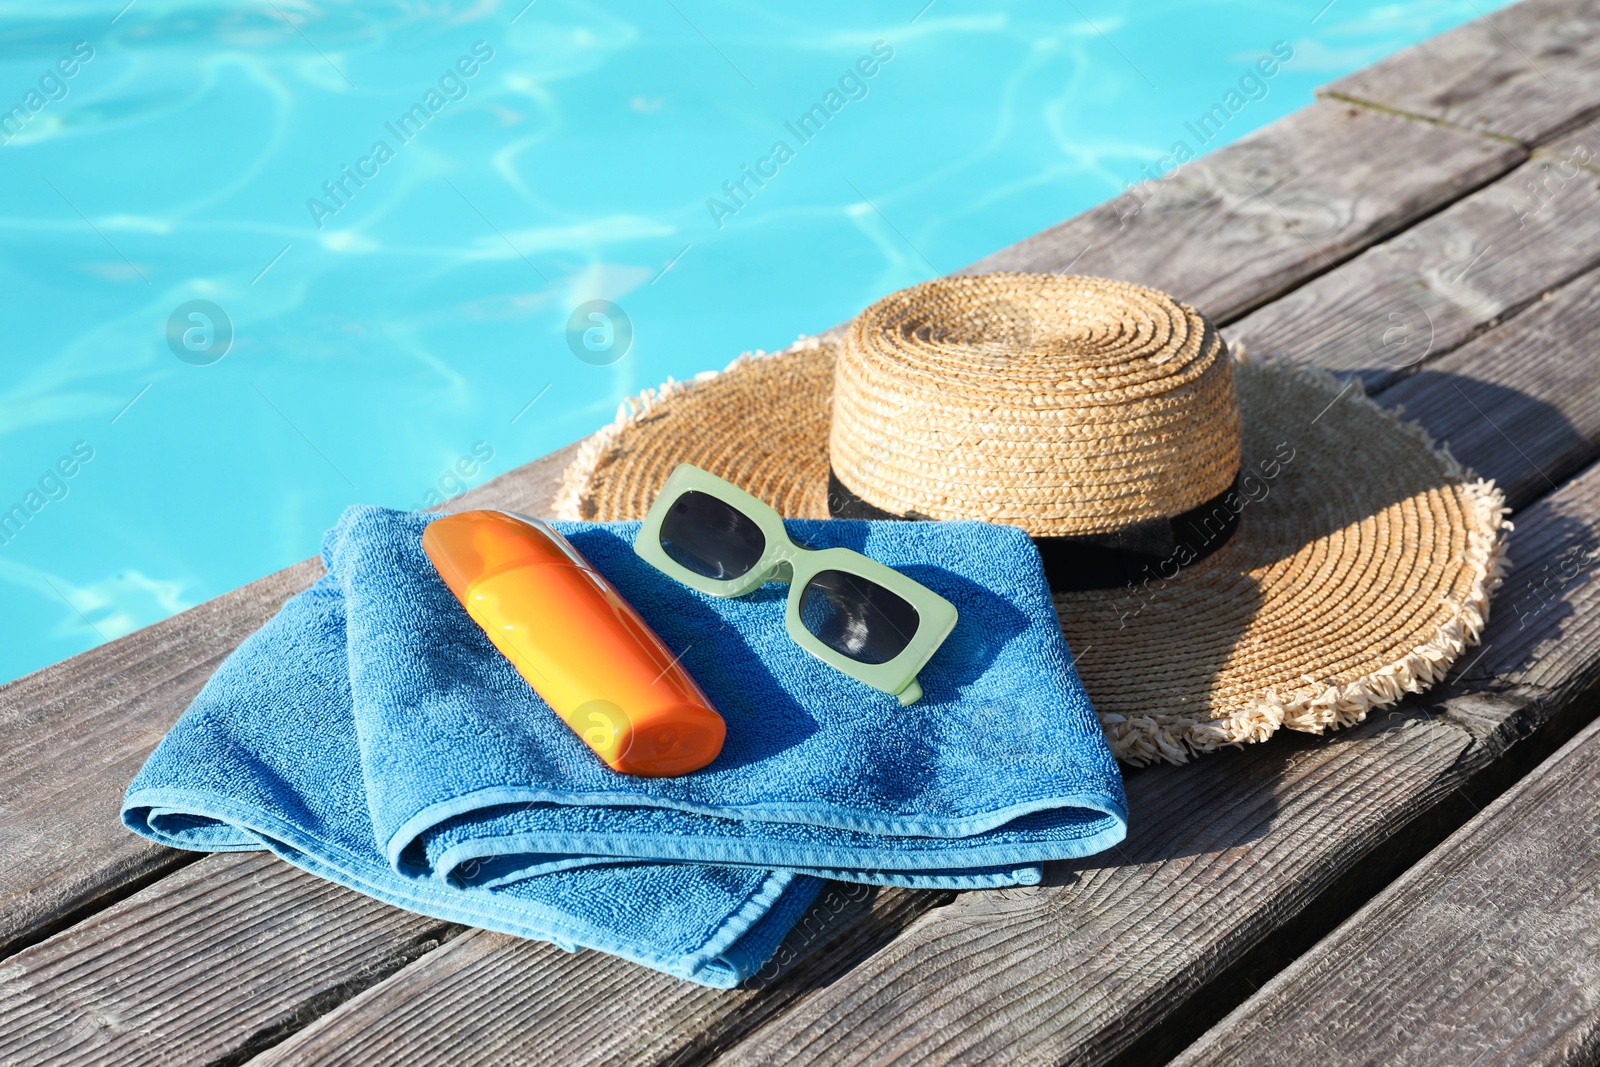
[634,464,958,705]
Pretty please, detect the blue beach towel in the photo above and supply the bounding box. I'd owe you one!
[124,507,1126,986]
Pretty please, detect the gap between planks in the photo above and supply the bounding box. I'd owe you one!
[236,325,1600,1066]
[1172,711,1600,1065]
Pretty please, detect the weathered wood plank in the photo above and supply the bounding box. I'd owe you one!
[1173,714,1600,1067]
[0,442,576,960]
[1226,149,1600,391]
[722,714,1488,1067]
[964,98,1523,323]
[1451,443,1600,733]
[711,453,1600,1067]
[0,851,457,1067]
[1540,126,1600,171]
[1322,0,1600,146]
[697,305,1600,1065]
[1378,268,1600,510]
[0,558,318,961]
[250,882,951,1067]
[200,113,1594,1067]
[209,307,1600,1067]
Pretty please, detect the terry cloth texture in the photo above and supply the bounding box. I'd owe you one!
[124,506,1126,987]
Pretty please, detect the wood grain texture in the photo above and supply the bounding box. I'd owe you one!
[705,352,1600,1067]
[0,557,319,962]
[1377,268,1600,509]
[232,139,1600,1066]
[714,710,1487,1067]
[1173,714,1600,1066]
[0,441,575,961]
[1322,0,1600,146]
[0,851,458,1067]
[1225,150,1600,391]
[963,98,1523,323]
[251,882,951,1067]
[1541,126,1600,171]
[236,345,1600,1067]
[1456,456,1600,723]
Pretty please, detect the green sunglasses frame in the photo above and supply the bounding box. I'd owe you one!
[633,464,958,705]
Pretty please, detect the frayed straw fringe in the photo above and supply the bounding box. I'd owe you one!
[1105,354,1513,766]
[552,336,826,520]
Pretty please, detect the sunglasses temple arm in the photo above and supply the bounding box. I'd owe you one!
[895,678,923,706]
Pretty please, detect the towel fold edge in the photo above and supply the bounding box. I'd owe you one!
[431,810,1127,889]
[385,782,1131,874]
[457,852,1046,890]
[123,786,809,987]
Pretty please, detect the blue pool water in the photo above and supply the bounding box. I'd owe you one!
[0,0,1507,684]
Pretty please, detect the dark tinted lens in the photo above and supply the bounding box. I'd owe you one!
[659,490,767,580]
[799,569,920,664]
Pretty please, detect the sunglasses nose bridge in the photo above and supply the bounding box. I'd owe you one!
[764,553,797,584]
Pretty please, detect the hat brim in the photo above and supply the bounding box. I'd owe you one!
[555,337,1508,765]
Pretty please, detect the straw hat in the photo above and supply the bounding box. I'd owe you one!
[554,274,1509,765]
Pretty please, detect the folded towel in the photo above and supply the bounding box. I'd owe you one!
[124,507,1126,986]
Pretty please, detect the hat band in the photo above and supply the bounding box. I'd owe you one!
[827,467,1242,592]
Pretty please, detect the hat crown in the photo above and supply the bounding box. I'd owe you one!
[828,273,1242,536]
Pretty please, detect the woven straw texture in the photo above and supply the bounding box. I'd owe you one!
[832,275,1240,535]
[555,279,1508,765]
[555,337,837,524]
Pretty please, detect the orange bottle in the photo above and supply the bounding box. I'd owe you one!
[422,510,725,777]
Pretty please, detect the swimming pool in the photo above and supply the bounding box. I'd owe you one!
[0,0,1507,685]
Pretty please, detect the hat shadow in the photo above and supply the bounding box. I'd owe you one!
[1038,702,1429,885]
[1378,368,1596,508]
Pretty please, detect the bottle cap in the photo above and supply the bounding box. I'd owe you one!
[422,511,576,602]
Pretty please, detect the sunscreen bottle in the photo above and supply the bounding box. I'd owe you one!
[422,510,725,776]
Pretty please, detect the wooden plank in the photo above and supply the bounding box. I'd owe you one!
[963,98,1523,323]
[1540,126,1600,171]
[694,306,1600,1065]
[196,305,1600,1067]
[1453,441,1600,723]
[717,713,1486,1067]
[0,441,576,960]
[710,455,1600,1067]
[251,882,951,1067]
[215,103,1591,1065]
[0,558,318,960]
[1378,268,1600,509]
[1225,150,1600,391]
[1322,0,1600,146]
[1172,714,1600,1067]
[0,851,457,1067]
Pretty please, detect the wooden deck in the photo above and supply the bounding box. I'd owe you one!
[6,1,1600,1062]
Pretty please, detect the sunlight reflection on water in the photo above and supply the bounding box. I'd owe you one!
[0,0,1506,680]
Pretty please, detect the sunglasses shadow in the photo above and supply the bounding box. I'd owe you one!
[631,575,822,774]
[894,564,1032,700]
